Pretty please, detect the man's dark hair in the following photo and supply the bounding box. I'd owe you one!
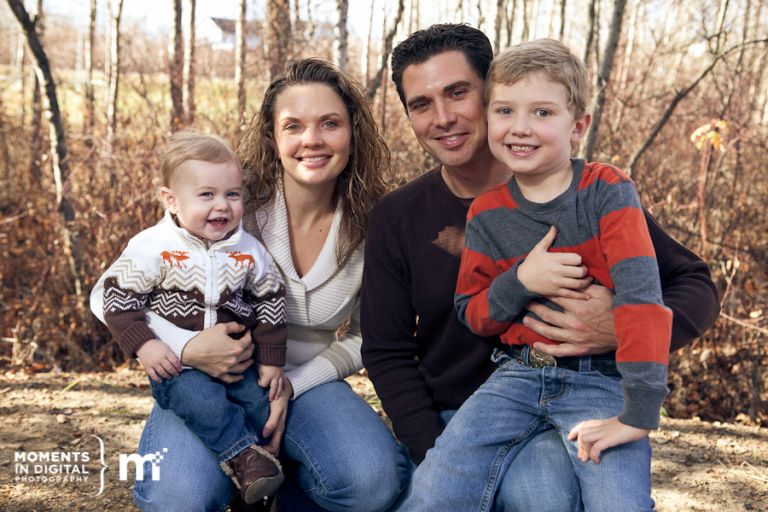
[391,24,493,110]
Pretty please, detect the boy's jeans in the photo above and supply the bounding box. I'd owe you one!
[150,368,265,461]
[401,346,655,512]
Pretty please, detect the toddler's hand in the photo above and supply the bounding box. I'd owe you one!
[567,416,650,463]
[136,339,181,383]
[258,365,285,401]
[517,226,593,299]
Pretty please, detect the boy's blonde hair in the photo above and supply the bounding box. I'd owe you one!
[161,131,241,187]
[486,38,588,118]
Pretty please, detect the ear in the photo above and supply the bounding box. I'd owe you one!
[159,187,179,214]
[571,113,591,144]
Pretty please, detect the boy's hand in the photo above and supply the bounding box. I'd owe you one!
[517,226,593,299]
[136,339,182,383]
[567,416,650,463]
[258,365,285,401]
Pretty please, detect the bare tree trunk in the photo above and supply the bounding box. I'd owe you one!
[494,0,506,53]
[477,0,485,33]
[367,0,405,101]
[334,0,349,71]
[266,0,293,80]
[83,0,96,148]
[714,0,731,54]
[362,0,376,86]
[581,0,627,162]
[506,0,517,47]
[521,0,529,41]
[559,0,567,40]
[15,31,27,127]
[7,0,86,306]
[583,0,597,68]
[184,0,196,125]
[105,0,124,153]
[170,0,185,131]
[455,0,464,22]
[29,0,43,180]
[236,0,247,127]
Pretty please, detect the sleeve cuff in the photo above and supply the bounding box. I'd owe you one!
[487,260,539,321]
[285,356,339,399]
[619,386,668,429]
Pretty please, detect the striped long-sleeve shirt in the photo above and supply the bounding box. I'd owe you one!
[455,159,672,429]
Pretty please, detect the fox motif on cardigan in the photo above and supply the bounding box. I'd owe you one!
[455,160,672,429]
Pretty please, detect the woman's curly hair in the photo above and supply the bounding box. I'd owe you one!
[238,57,391,266]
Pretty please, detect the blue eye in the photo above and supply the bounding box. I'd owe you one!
[199,192,213,198]
[227,191,241,198]
[322,120,339,128]
[496,107,512,115]
[535,109,551,117]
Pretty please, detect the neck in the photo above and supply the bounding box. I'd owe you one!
[282,177,336,229]
[514,160,574,203]
[441,148,511,199]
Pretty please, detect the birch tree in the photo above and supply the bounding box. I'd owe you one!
[105,0,124,152]
[334,0,349,71]
[235,0,246,127]
[170,0,184,130]
[84,0,96,148]
[184,0,196,124]
[494,0,506,53]
[29,0,43,180]
[7,0,85,303]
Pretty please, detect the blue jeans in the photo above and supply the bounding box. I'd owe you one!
[150,368,264,461]
[135,380,409,512]
[438,410,581,512]
[400,348,654,512]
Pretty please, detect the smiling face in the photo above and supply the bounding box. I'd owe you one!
[273,83,352,193]
[160,159,244,243]
[487,72,589,184]
[401,51,489,174]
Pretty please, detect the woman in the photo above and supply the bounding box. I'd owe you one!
[128,58,408,511]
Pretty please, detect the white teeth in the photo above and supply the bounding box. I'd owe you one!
[302,156,328,162]
[507,144,535,151]
[442,135,461,141]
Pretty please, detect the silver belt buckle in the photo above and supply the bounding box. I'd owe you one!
[528,348,557,368]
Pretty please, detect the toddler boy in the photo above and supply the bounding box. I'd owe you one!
[91,132,287,505]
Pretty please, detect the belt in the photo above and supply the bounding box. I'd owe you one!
[506,345,618,375]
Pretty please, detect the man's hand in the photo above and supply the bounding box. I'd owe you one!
[258,365,285,401]
[137,340,181,383]
[262,377,293,456]
[180,322,254,383]
[567,416,650,464]
[517,226,592,299]
[525,284,618,356]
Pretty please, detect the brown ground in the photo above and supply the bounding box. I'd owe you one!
[1,369,766,512]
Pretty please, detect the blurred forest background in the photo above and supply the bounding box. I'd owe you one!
[0,0,766,427]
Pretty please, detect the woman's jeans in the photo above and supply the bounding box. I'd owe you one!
[149,368,263,461]
[401,347,654,512]
[135,379,409,512]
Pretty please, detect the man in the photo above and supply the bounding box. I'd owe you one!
[360,24,719,510]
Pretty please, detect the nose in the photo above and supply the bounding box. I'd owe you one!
[509,113,531,136]
[301,125,322,147]
[213,195,229,210]
[433,100,457,128]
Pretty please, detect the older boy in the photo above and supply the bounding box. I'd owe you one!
[401,39,667,511]
[362,24,719,510]
[91,132,287,505]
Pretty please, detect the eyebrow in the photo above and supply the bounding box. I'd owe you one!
[406,80,473,110]
[279,112,345,122]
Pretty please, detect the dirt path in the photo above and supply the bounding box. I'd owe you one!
[1,369,766,511]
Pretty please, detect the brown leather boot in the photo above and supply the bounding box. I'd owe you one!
[222,445,284,504]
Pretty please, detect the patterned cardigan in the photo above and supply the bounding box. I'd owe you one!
[91,190,364,399]
[91,211,287,365]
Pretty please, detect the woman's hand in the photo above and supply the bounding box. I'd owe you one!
[526,284,618,356]
[262,377,293,456]
[180,322,254,383]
